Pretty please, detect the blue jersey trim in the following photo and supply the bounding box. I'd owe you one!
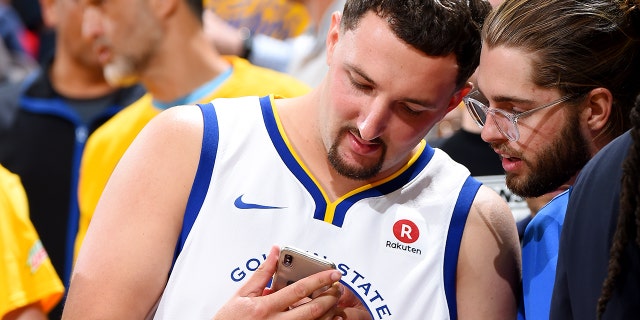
[332,145,435,226]
[443,176,481,320]
[173,103,219,264]
[260,96,329,222]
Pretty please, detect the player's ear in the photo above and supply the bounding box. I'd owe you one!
[447,82,472,113]
[326,12,342,66]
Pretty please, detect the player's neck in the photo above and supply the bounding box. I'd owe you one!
[276,93,417,202]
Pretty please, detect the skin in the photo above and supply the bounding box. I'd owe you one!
[82,0,163,87]
[3,303,47,320]
[63,10,520,320]
[280,12,467,197]
[476,46,612,198]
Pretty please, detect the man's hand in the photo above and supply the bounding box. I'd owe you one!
[335,284,372,320]
[213,246,345,320]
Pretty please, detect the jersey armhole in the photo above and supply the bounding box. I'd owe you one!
[443,176,482,320]
[171,102,219,267]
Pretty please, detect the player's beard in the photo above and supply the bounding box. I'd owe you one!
[103,55,139,88]
[504,110,591,198]
[327,127,386,181]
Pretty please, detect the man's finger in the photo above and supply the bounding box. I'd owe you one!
[265,269,342,312]
[286,282,344,319]
[237,246,280,297]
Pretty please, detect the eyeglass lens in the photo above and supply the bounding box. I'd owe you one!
[466,99,519,141]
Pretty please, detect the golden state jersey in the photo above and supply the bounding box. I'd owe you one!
[153,96,481,319]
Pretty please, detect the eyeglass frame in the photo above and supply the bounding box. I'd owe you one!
[462,89,576,141]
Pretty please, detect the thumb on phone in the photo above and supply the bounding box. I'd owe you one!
[237,245,280,298]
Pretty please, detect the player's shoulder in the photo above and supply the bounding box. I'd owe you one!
[152,103,206,132]
[460,184,521,274]
[468,185,516,234]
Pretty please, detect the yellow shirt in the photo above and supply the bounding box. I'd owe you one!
[75,56,310,260]
[0,165,64,317]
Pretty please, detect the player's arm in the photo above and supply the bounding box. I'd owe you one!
[62,105,204,319]
[456,185,521,319]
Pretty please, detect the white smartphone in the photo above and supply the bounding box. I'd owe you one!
[271,246,337,292]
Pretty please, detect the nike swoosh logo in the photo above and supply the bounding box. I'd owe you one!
[234,195,286,210]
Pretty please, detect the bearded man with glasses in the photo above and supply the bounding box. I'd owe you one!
[466,0,640,318]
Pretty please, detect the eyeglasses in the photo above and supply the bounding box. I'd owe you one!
[463,89,574,141]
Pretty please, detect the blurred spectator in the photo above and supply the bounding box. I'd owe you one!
[74,0,310,269]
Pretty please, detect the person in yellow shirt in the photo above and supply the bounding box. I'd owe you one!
[0,165,64,319]
[74,0,310,263]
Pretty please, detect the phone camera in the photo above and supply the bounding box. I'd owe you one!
[283,254,293,267]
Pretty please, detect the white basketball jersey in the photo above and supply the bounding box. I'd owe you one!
[153,96,480,319]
